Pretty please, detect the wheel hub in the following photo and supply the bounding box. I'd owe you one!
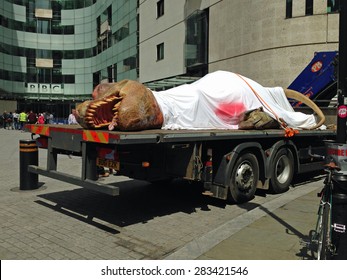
[276,155,290,184]
[235,162,254,190]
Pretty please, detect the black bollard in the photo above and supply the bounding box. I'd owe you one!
[331,174,347,260]
[19,139,38,190]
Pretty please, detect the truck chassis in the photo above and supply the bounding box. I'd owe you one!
[26,124,336,203]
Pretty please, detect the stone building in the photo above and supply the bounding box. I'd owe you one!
[0,0,341,116]
[139,0,339,89]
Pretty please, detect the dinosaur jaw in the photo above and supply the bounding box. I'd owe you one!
[76,80,164,131]
[76,94,122,129]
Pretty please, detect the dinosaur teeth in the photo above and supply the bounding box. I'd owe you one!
[106,96,117,102]
[114,103,121,110]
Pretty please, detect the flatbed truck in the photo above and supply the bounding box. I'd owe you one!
[25,123,336,203]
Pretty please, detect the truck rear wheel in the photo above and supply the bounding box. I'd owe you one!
[229,153,259,203]
[269,148,294,193]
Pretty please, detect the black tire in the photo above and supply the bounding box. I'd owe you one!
[269,148,294,193]
[228,153,259,203]
[317,202,331,260]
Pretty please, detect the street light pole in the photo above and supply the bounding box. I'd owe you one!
[336,1,347,143]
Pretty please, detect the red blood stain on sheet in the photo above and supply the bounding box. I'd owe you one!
[215,102,246,124]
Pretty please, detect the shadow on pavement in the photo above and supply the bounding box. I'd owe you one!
[258,205,315,260]
[292,170,325,187]
[35,179,215,229]
[34,178,262,232]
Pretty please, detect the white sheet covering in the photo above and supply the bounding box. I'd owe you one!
[152,71,318,130]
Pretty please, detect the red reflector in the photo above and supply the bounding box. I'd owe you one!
[205,161,212,167]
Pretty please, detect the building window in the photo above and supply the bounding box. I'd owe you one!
[113,23,129,43]
[185,10,208,70]
[123,56,137,71]
[64,75,75,84]
[107,64,117,82]
[156,43,164,61]
[285,0,292,18]
[60,0,96,9]
[38,68,52,83]
[93,71,100,89]
[52,69,62,84]
[97,6,112,54]
[328,0,340,13]
[306,0,313,15]
[157,0,164,18]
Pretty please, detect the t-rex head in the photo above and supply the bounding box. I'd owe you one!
[76,80,164,131]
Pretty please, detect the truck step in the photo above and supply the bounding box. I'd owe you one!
[28,166,119,196]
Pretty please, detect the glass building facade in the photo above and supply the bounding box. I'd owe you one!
[0,0,138,116]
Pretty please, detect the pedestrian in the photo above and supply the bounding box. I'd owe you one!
[48,112,54,124]
[68,109,78,124]
[13,110,19,130]
[7,112,14,129]
[27,110,37,124]
[19,110,27,130]
[37,113,45,124]
[2,111,9,129]
[43,111,49,124]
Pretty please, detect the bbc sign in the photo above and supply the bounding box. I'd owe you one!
[26,83,63,94]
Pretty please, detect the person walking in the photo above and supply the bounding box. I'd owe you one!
[2,111,8,129]
[47,112,54,124]
[13,110,19,130]
[37,113,45,124]
[19,110,27,130]
[27,110,37,124]
[43,111,49,124]
[7,112,14,129]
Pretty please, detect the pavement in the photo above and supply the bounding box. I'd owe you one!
[167,184,320,260]
[0,127,325,260]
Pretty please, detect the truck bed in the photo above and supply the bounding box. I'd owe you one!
[27,123,336,148]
